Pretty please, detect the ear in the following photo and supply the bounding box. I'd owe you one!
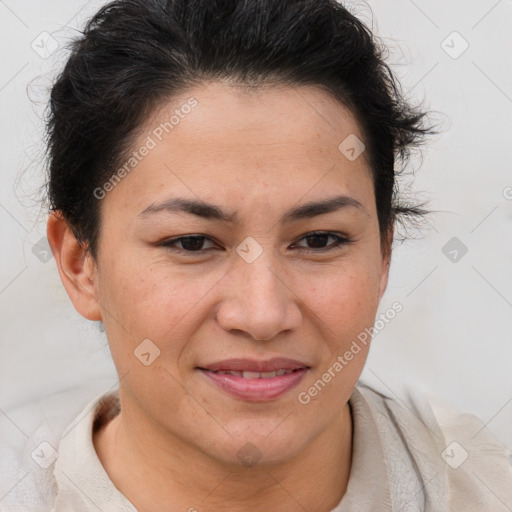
[46,211,102,321]
[378,223,394,302]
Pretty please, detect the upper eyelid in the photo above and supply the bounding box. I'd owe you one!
[291,232,349,246]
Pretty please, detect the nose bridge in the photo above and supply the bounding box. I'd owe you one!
[241,252,282,304]
[235,233,281,290]
[216,241,300,340]
[238,242,286,312]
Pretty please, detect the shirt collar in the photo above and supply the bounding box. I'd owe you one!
[52,384,394,512]
[53,391,137,512]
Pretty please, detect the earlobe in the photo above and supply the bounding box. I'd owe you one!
[46,211,102,321]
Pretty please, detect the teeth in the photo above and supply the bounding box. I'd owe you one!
[214,369,296,379]
[242,371,261,379]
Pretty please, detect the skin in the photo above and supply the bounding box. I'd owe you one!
[47,81,392,512]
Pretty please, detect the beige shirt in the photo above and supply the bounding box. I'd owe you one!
[2,380,512,511]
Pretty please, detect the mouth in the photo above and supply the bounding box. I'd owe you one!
[203,368,300,378]
[196,358,310,402]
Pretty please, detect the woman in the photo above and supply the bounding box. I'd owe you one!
[6,0,512,510]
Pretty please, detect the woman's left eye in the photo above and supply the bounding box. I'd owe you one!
[292,232,352,252]
[160,232,351,254]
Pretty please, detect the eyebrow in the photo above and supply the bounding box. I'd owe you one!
[138,195,366,223]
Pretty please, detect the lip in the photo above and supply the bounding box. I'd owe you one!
[197,358,310,402]
[198,357,309,373]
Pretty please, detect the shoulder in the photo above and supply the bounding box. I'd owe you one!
[353,378,512,511]
[0,386,114,512]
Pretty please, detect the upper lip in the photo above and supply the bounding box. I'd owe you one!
[198,358,310,372]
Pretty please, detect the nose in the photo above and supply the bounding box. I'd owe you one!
[215,252,302,341]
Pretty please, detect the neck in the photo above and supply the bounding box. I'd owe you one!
[94,394,353,512]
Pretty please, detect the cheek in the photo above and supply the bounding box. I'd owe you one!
[295,265,380,402]
[294,258,382,389]
[299,257,382,330]
[96,253,221,355]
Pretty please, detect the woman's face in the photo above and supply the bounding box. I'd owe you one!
[91,82,390,466]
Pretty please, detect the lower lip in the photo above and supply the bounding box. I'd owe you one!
[199,369,308,402]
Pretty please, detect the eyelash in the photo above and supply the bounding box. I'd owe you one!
[159,231,353,255]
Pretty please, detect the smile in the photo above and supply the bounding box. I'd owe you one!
[209,369,297,378]
[197,358,310,402]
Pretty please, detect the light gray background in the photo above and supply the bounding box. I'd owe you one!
[1,0,511,452]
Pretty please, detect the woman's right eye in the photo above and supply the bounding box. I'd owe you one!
[160,235,218,253]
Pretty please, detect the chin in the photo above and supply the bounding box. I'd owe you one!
[202,423,311,469]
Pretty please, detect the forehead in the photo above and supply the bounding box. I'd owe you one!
[103,81,373,213]
[144,81,367,154]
